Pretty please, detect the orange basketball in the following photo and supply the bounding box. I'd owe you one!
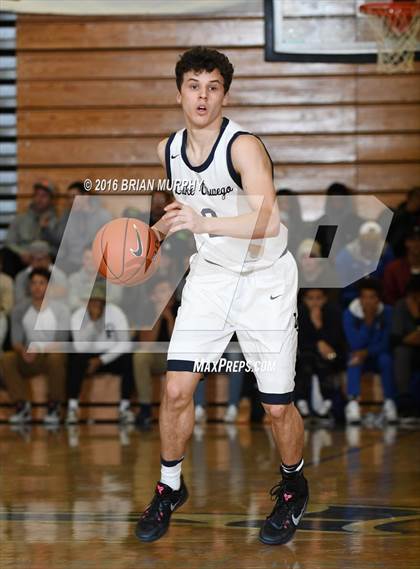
[92,218,161,286]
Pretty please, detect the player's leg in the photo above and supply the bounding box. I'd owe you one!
[135,369,201,543]
[160,370,202,461]
[135,254,235,543]
[237,251,308,545]
[263,401,305,466]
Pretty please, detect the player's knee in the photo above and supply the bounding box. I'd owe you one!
[164,378,192,409]
[263,403,291,421]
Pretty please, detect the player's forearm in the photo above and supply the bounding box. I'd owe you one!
[203,208,279,239]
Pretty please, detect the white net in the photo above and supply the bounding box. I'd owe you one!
[362,4,420,72]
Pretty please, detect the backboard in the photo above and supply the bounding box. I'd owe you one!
[265,0,420,63]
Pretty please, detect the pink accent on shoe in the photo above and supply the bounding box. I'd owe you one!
[283,492,294,502]
[157,484,165,495]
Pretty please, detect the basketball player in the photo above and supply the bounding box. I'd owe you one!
[135,47,308,546]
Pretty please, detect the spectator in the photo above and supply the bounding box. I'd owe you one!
[343,279,398,425]
[383,225,420,305]
[379,187,420,258]
[2,179,58,277]
[335,221,394,306]
[67,283,133,424]
[312,182,363,257]
[296,239,339,300]
[295,288,347,419]
[14,240,68,304]
[391,277,420,418]
[132,278,176,428]
[0,252,13,351]
[68,246,122,312]
[54,182,112,275]
[0,268,69,424]
[276,188,306,256]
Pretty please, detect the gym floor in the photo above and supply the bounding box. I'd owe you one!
[1,423,419,569]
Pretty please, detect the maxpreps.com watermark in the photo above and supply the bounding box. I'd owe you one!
[193,358,276,374]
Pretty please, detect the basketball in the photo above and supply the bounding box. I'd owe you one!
[92,217,161,286]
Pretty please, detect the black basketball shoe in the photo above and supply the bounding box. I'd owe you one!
[259,475,309,545]
[135,476,189,542]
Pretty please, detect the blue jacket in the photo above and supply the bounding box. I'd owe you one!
[343,299,393,356]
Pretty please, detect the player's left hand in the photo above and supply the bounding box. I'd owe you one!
[162,202,206,235]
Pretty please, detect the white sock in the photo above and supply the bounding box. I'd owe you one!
[119,399,130,412]
[160,456,184,491]
[68,399,78,410]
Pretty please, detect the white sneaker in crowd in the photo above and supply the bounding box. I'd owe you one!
[383,399,398,424]
[296,399,310,418]
[119,408,135,425]
[224,404,238,423]
[9,401,31,424]
[44,402,61,425]
[195,405,207,423]
[66,406,79,425]
[345,400,361,424]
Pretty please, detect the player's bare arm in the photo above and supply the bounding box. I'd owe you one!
[162,135,280,239]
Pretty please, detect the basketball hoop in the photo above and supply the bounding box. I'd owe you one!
[360,2,420,72]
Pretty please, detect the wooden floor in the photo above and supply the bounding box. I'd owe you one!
[1,422,419,569]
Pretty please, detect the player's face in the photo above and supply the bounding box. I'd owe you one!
[177,69,228,127]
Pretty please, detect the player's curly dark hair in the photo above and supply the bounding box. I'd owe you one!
[175,47,234,93]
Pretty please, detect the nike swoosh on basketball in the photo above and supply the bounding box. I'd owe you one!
[270,293,282,300]
[291,500,308,526]
[130,226,143,257]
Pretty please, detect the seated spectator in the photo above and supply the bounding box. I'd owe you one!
[391,277,420,418]
[312,182,363,257]
[67,283,133,424]
[295,288,347,419]
[343,279,398,424]
[54,182,112,275]
[0,268,69,424]
[379,187,420,258]
[132,278,176,428]
[2,179,58,277]
[0,252,13,351]
[336,221,394,306]
[68,246,122,312]
[14,240,68,304]
[383,225,420,305]
[296,239,339,301]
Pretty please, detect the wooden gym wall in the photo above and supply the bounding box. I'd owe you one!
[16,7,420,218]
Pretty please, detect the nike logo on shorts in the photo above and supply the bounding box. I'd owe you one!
[270,294,282,300]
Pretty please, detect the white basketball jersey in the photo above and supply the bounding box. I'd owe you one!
[165,117,288,272]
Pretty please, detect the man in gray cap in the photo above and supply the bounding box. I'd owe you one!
[2,179,58,277]
[14,240,68,304]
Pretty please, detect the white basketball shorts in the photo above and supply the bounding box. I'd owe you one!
[167,250,298,404]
